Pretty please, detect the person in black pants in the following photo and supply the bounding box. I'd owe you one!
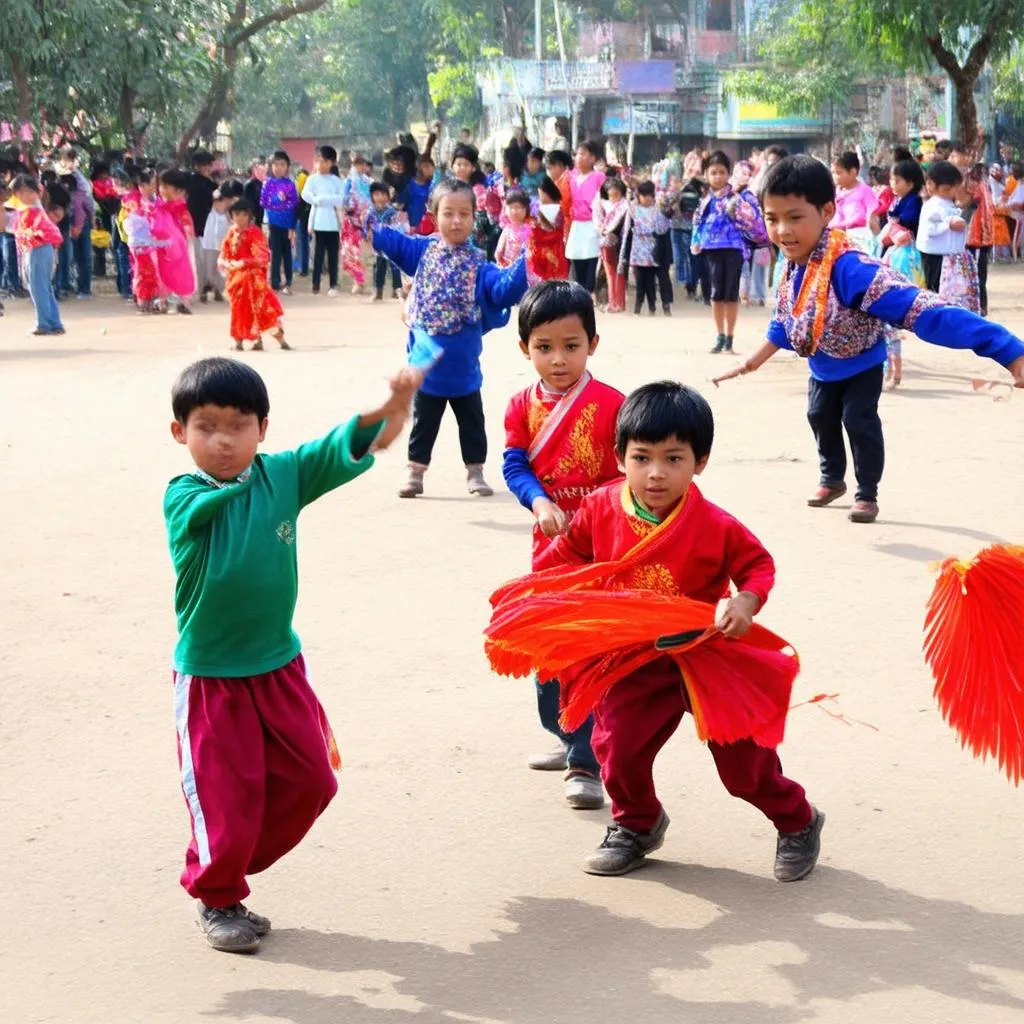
[920,251,944,294]
[312,231,339,293]
[406,389,487,480]
[632,266,657,315]
[374,253,401,298]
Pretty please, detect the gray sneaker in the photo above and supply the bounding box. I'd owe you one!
[565,770,604,810]
[527,745,568,771]
[583,809,670,876]
[196,902,260,953]
[774,807,825,882]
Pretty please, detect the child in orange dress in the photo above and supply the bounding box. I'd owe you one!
[218,200,290,352]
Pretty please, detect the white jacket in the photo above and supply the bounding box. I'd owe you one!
[301,173,346,232]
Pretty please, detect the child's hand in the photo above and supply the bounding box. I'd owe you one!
[532,497,568,539]
[950,217,966,231]
[717,591,760,639]
[388,366,424,405]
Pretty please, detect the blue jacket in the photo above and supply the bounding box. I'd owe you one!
[373,228,528,397]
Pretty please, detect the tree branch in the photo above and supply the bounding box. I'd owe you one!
[924,34,967,82]
[229,0,328,48]
[963,26,997,80]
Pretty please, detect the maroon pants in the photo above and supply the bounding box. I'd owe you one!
[591,657,811,834]
[173,654,338,907]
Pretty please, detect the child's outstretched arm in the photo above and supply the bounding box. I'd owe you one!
[371,226,430,278]
[483,254,529,308]
[832,251,1024,386]
[712,341,780,386]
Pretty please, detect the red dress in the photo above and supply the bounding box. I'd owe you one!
[219,226,283,341]
[504,373,624,567]
[526,216,569,282]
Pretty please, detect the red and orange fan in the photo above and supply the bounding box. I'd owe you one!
[486,561,801,750]
[923,544,1024,784]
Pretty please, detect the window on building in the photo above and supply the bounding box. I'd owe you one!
[706,0,732,30]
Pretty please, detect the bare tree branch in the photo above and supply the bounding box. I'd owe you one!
[229,0,328,48]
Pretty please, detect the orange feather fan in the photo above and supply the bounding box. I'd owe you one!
[486,585,800,749]
[923,544,1024,784]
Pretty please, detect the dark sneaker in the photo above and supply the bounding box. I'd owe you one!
[710,334,727,354]
[807,483,847,507]
[196,902,261,953]
[239,903,271,936]
[583,810,670,876]
[848,500,879,524]
[774,807,825,882]
[723,335,734,353]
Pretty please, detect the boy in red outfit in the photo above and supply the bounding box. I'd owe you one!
[536,381,823,880]
[502,280,624,809]
[166,357,418,953]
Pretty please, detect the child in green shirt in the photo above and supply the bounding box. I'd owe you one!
[165,356,418,954]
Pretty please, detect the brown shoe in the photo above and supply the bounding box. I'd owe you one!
[466,464,494,497]
[848,500,879,524]
[806,483,847,507]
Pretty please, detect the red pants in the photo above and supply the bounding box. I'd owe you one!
[173,655,338,907]
[601,246,627,312]
[591,657,811,834]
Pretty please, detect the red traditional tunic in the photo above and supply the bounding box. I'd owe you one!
[13,205,62,254]
[526,216,569,283]
[218,225,284,341]
[504,373,624,567]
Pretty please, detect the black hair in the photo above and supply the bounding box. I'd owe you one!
[270,149,291,166]
[868,165,887,187]
[1013,161,1024,178]
[418,151,435,165]
[537,175,561,203]
[59,171,77,192]
[950,141,973,158]
[518,279,597,342]
[10,173,40,195]
[451,143,480,167]
[833,150,860,173]
[90,161,111,179]
[578,140,603,162]
[528,147,546,162]
[927,160,962,188]
[891,158,925,193]
[637,180,656,198]
[229,198,254,216]
[892,146,914,163]
[703,149,731,173]
[760,154,835,209]
[504,188,530,210]
[429,178,475,214]
[111,167,131,187]
[764,144,789,161]
[369,181,390,199]
[934,140,954,158]
[190,149,214,168]
[615,382,714,461]
[217,178,245,199]
[545,149,572,171]
[172,357,270,424]
[317,144,337,163]
[603,176,626,198]
[159,168,190,191]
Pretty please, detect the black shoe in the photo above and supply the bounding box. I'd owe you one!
[312,287,320,295]
[176,302,192,315]
[196,902,261,953]
[710,334,727,354]
[723,335,734,353]
[662,304,672,316]
[239,903,271,936]
[584,810,670,875]
[774,807,825,882]
[199,291,208,304]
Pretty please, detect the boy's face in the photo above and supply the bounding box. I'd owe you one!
[271,159,289,177]
[526,155,541,174]
[139,180,155,197]
[372,191,389,210]
[575,146,595,172]
[519,314,597,391]
[949,151,971,173]
[762,192,834,265]
[195,162,214,179]
[638,192,655,207]
[171,404,267,482]
[417,160,434,181]
[436,193,474,245]
[618,436,708,520]
[452,157,474,182]
[387,158,403,175]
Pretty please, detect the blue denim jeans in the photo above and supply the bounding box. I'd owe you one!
[26,245,63,331]
[741,252,769,303]
[296,224,310,274]
[536,678,600,775]
[671,228,693,287]
[112,231,132,297]
[1,233,21,293]
[72,223,92,296]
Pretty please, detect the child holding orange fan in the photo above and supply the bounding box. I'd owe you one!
[489,382,823,881]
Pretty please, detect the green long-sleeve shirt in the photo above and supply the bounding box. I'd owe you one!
[164,415,381,677]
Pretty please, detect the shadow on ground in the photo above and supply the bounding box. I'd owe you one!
[204,865,1024,1024]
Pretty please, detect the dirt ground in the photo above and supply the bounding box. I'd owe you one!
[2,267,1024,1024]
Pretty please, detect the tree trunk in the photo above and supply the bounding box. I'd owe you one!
[951,73,979,151]
[926,28,995,151]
